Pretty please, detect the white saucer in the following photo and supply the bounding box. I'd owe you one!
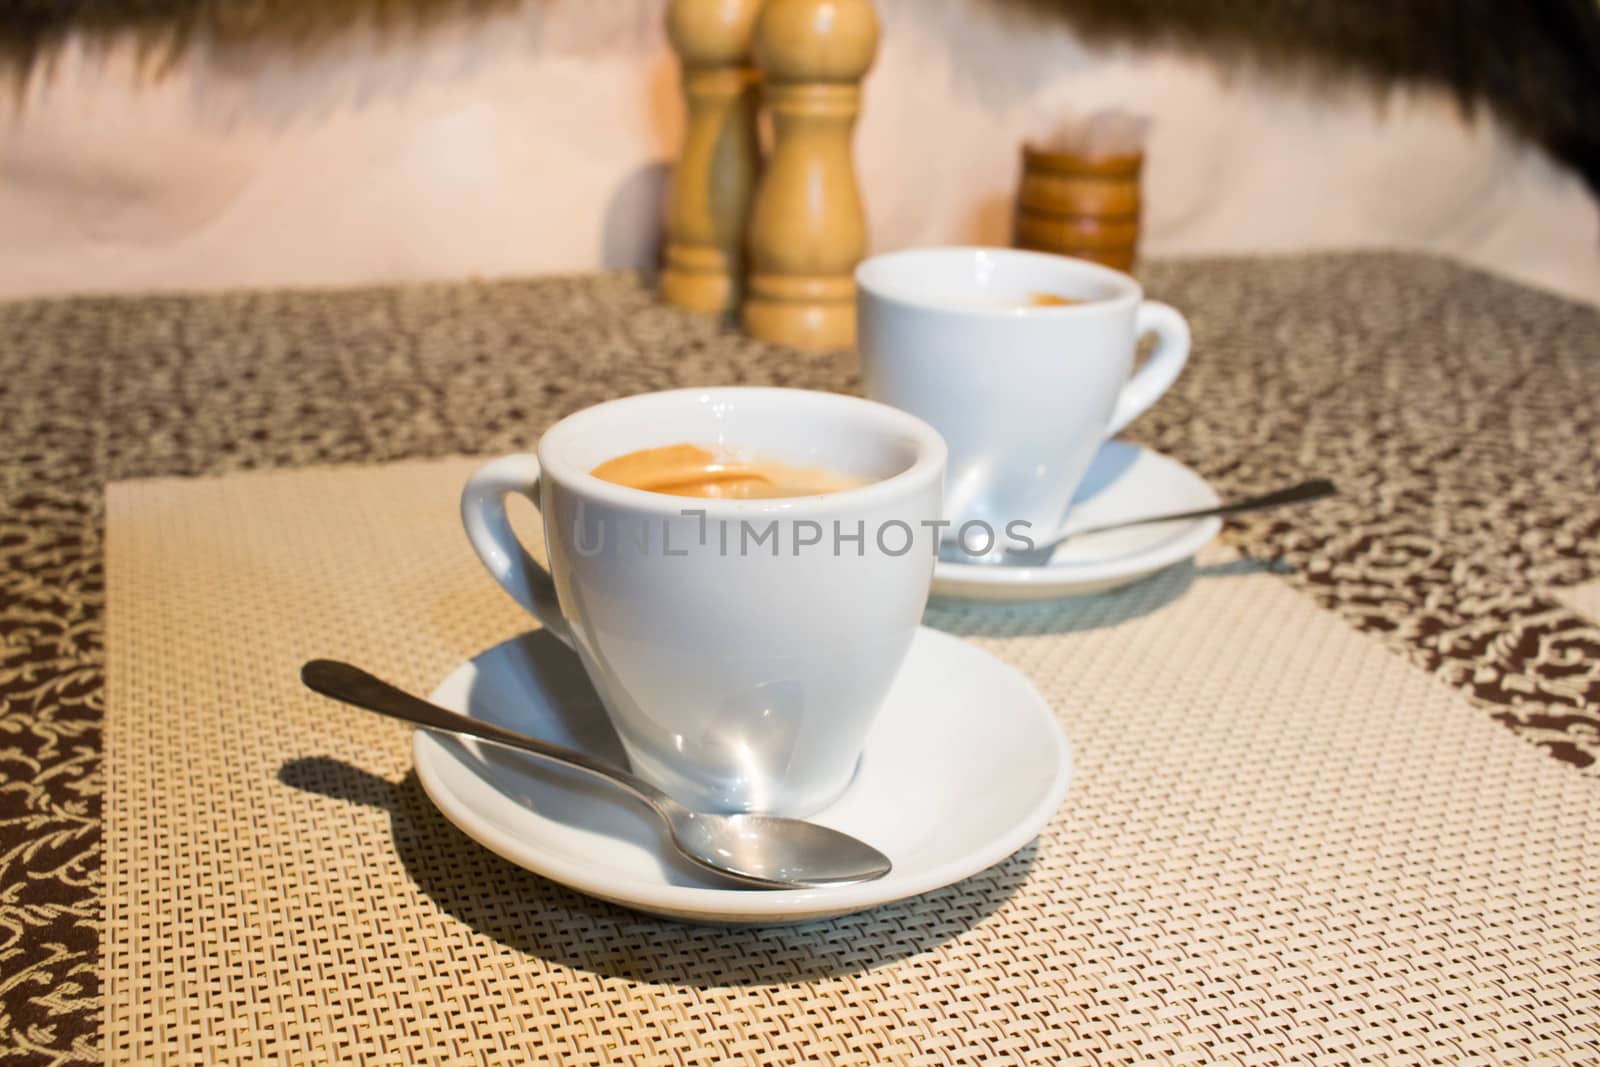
[931,441,1221,602]
[413,626,1071,924]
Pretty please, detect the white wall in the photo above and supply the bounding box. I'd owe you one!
[3,0,1596,304]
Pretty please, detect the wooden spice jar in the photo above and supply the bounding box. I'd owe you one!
[1013,144,1142,273]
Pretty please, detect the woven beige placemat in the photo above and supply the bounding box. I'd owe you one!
[105,460,1600,1065]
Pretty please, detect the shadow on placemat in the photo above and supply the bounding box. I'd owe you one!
[279,757,1034,984]
[925,555,1280,637]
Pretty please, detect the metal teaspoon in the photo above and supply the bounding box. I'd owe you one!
[945,478,1337,565]
[300,659,893,890]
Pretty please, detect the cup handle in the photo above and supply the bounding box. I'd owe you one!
[1105,300,1191,437]
[460,454,574,647]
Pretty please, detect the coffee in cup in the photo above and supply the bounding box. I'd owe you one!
[590,443,867,499]
[1022,292,1081,307]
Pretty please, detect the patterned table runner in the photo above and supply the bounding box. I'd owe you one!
[1,253,1596,1061]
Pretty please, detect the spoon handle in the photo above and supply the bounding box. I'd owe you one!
[1066,478,1337,540]
[299,659,666,808]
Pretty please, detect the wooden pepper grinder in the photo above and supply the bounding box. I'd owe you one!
[743,0,879,352]
[1014,145,1142,272]
[661,0,764,314]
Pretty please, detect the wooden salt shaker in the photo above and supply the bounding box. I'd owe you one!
[743,0,879,352]
[661,0,764,314]
[1014,144,1142,273]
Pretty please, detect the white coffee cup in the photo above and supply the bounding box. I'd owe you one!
[460,387,945,817]
[856,247,1190,544]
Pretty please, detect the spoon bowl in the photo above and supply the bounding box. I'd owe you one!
[669,810,892,888]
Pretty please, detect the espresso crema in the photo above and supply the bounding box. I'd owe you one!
[591,443,866,499]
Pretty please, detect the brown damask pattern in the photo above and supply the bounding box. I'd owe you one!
[1128,257,1600,769]
[0,253,1596,1061]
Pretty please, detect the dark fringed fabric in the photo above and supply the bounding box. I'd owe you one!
[2,0,1598,196]
[1024,0,1600,199]
[0,0,516,73]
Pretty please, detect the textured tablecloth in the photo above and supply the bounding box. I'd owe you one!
[2,253,1598,1063]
